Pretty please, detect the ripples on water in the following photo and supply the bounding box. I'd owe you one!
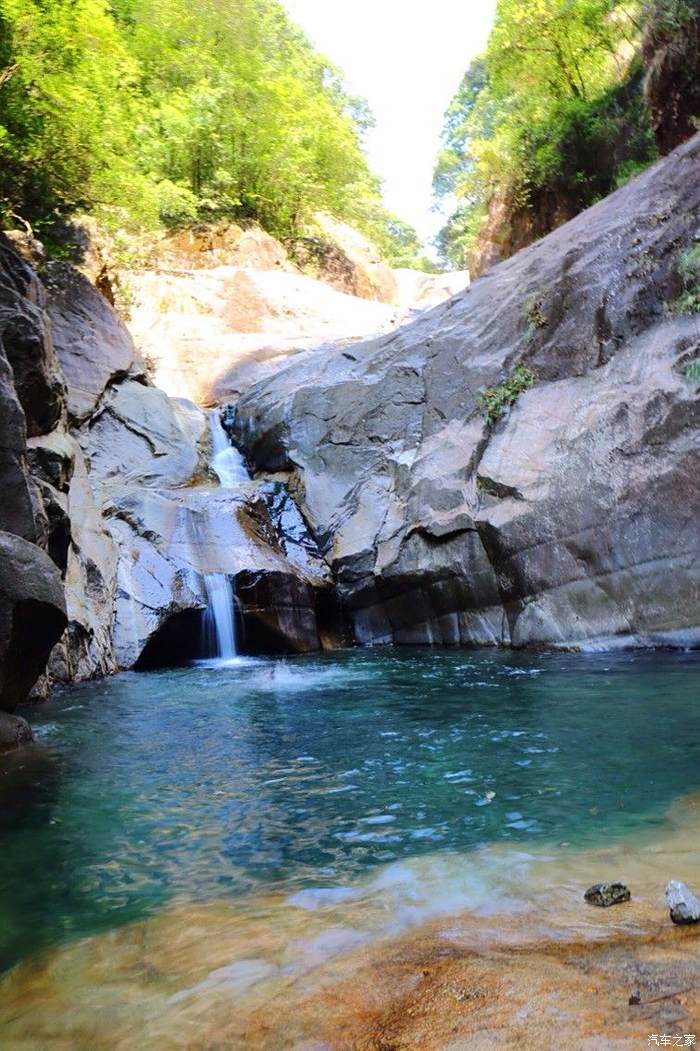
[1,647,699,971]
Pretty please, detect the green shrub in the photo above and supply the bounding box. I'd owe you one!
[478,365,536,424]
[675,246,700,314]
[686,358,700,383]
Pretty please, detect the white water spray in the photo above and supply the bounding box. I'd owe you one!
[203,573,238,660]
[203,411,249,660]
[209,411,248,487]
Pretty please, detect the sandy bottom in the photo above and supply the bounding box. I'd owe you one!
[3,793,700,1049]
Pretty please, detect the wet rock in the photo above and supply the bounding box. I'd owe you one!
[0,710,33,753]
[0,333,37,542]
[584,883,631,907]
[0,530,67,710]
[106,481,338,666]
[665,880,700,925]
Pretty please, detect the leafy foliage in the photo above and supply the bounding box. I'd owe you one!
[434,0,660,269]
[478,365,536,424]
[0,0,419,259]
[675,245,700,313]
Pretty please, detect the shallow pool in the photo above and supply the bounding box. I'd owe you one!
[1,647,699,973]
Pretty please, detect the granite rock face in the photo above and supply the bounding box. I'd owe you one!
[0,240,69,714]
[44,262,145,424]
[0,240,65,438]
[0,232,339,713]
[235,135,700,650]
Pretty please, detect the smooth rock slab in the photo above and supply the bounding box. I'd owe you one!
[584,882,631,907]
[665,880,700,925]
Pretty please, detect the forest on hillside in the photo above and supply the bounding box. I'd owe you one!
[434,0,700,271]
[0,0,425,264]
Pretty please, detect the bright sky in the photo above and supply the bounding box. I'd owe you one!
[282,0,497,249]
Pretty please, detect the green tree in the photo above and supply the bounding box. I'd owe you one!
[0,0,424,261]
[434,0,658,269]
[0,0,151,229]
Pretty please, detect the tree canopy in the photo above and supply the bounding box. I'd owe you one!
[434,0,661,269]
[0,0,420,262]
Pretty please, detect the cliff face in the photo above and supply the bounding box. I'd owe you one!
[234,136,700,651]
[470,12,700,278]
[0,236,345,729]
[0,243,68,743]
[0,139,698,724]
[643,0,700,155]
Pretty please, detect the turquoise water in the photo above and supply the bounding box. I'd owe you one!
[1,647,699,972]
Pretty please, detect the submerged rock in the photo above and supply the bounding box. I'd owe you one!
[665,880,700,925]
[0,710,33,753]
[584,883,631,907]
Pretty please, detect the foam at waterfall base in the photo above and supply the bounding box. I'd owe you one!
[195,655,261,669]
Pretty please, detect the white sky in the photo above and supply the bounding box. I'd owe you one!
[282,0,497,248]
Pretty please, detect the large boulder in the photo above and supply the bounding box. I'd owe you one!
[297,213,398,304]
[44,262,145,423]
[234,135,700,650]
[0,531,67,710]
[81,379,204,495]
[0,711,33,753]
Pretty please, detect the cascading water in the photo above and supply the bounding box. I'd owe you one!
[209,411,249,487]
[202,411,249,661]
[203,574,238,660]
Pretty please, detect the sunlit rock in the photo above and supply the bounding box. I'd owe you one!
[235,134,700,651]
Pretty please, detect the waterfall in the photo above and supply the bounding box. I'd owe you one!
[209,411,249,487]
[202,411,249,661]
[203,573,237,660]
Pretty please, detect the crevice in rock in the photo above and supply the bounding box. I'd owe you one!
[476,475,525,502]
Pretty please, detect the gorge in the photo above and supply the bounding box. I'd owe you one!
[2,134,699,734]
[0,14,699,1044]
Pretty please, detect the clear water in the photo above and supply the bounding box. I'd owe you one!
[1,647,699,974]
